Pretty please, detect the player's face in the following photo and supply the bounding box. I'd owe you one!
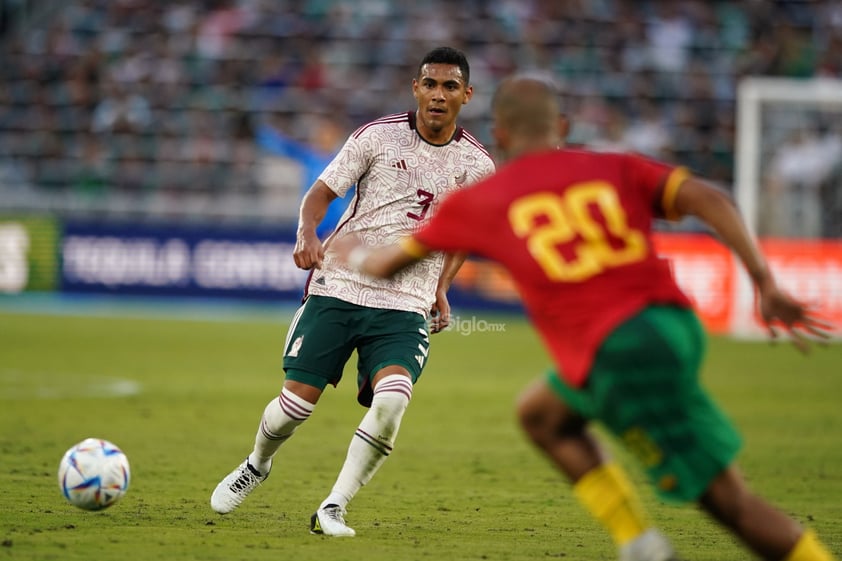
[412,63,473,143]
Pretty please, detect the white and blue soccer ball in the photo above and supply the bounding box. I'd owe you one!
[58,438,131,511]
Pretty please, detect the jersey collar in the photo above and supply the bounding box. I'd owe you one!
[408,111,464,146]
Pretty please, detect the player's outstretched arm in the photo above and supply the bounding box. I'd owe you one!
[333,235,425,279]
[672,176,833,352]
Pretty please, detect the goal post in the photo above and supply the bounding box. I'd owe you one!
[730,76,842,338]
[735,76,842,237]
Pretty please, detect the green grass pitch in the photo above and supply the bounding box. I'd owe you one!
[0,305,840,561]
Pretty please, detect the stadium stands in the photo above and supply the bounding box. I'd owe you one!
[0,0,840,225]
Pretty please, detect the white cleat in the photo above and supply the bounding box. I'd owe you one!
[210,459,270,514]
[310,504,356,537]
[619,529,680,561]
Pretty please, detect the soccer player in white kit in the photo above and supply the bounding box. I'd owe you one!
[211,46,495,536]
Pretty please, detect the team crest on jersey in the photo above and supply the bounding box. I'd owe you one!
[287,336,303,357]
[454,170,468,185]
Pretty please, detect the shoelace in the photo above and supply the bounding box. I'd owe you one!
[229,468,260,492]
[324,507,346,522]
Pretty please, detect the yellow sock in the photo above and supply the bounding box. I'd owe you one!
[572,462,649,546]
[785,530,838,561]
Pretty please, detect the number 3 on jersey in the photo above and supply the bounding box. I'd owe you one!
[508,181,647,282]
[407,189,434,221]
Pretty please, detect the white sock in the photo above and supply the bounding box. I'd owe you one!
[320,374,413,509]
[248,387,315,474]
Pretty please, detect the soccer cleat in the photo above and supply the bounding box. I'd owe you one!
[210,458,270,514]
[619,529,679,561]
[310,504,356,537]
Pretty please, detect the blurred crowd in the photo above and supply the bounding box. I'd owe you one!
[0,0,841,229]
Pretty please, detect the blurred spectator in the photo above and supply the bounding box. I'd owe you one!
[816,31,842,76]
[91,81,151,134]
[0,0,840,233]
[622,98,671,158]
[774,21,818,77]
[589,104,632,153]
[256,112,353,238]
[71,132,110,197]
[112,139,151,196]
[196,0,251,60]
[646,1,694,73]
[228,110,259,195]
[762,125,842,237]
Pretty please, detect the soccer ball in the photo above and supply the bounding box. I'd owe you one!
[58,438,131,511]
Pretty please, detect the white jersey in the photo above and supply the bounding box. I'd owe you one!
[307,111,495,315]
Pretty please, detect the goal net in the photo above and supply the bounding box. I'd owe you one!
[731,77,842,337]
[736,77,842,239]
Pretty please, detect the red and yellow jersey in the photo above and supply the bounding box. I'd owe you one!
[411,148,694,387]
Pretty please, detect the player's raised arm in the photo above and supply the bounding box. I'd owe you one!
[671,176,833,351]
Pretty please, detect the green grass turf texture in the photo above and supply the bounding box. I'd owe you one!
[0,309,840,561]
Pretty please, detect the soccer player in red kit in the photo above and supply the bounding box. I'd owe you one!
[337,75,836,561]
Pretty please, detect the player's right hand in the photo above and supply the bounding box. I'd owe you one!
[293,229,325,270]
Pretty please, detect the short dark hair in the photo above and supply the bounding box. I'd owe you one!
[417,46,470,85]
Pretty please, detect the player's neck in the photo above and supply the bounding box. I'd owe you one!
[415,113,457,145]
[507,137,562,160]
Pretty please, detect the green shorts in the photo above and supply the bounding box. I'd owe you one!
[283,295,429,406]
[546,305,742,503]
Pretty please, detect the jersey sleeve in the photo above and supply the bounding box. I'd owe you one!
[318,133,370,198]
[412,188,480,255]
[470,153,496,185]
[659,166,691,220]
[623,153,690,221]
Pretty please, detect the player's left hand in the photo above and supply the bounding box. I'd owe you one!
[429,289,451,334]
[758,281,834,353]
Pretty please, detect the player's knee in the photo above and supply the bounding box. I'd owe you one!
[515,381,545,429]
[553,413,587,438]
[372,374,413,414]
[699,466,751,526]
[516,380,578,443]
